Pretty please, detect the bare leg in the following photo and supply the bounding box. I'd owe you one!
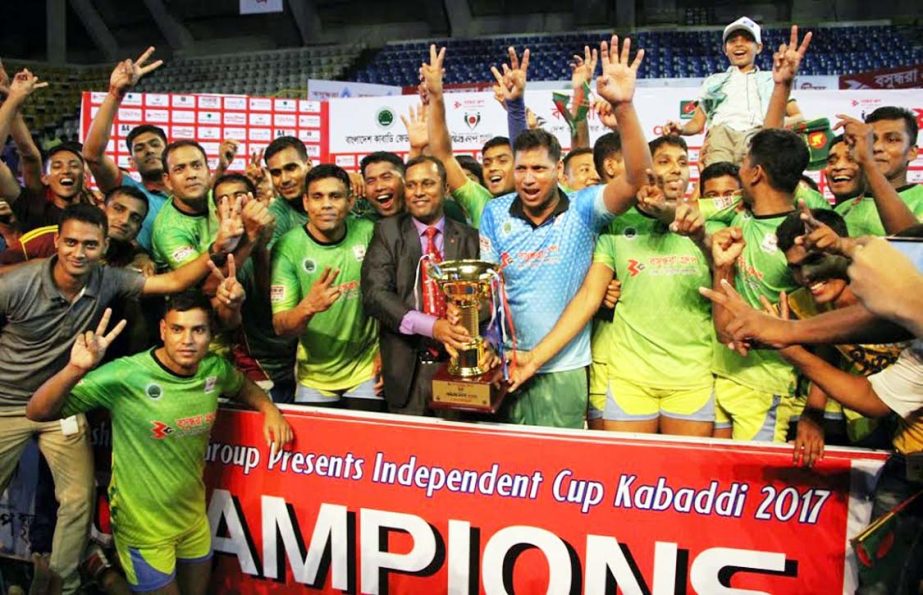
[175,558,210,595]
[602,419,659,433]
[659,417,714,437]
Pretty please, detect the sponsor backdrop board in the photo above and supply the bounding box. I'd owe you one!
[204,406,886,594]
[327,89,923,195]
[78,92,327,177]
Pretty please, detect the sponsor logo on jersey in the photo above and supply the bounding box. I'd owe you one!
[146,383,163,400]
[204,376,217,393]
[760,232,779,254]
[171,246,196,264]
[150,420,173,439]
[352,245,366,261]
[270,285,286,303]
[627,259,645,276]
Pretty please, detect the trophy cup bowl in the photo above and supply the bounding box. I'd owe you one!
[428,259,507,413]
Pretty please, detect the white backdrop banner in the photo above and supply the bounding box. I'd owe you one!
[327,89,923,186]
[307,80,402,100]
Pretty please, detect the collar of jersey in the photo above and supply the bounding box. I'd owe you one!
[303,221,348,247]
[509,191,570,229]
[150,347,196,378]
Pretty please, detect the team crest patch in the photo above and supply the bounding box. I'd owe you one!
[270,285,285,303]
[501,220,513,236]
[303,258,317,273]
[146,383,163,400]
[760,232,779,254]
[352,245,366,261]
[204,376,217,393]
[623,227,638,240]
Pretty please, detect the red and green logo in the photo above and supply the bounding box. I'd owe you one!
[680,100,698,120]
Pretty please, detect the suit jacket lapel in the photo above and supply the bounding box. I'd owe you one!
[401,215,423,265]
[443,219,460,262]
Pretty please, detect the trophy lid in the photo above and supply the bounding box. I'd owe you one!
[429,259,499,283]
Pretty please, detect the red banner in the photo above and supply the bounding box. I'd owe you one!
[204,407,887,594]
[839,65,923,89]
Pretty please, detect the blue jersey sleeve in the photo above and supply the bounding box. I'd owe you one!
[573,185,614,231]
[478,203,501,264]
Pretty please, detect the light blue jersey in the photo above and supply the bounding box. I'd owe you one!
[480,185,613,374]
[121,174,169,253]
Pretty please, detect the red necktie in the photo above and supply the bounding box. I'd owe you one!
[421,226,446,318]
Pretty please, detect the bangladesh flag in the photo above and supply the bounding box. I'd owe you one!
[552,81,591,135]
[788,118,835,171]
[852,488,923,591]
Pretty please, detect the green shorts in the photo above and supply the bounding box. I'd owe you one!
[713,376,791,442]
[503,367,588,429]
[116,515,212,591]
[604,376,715,422]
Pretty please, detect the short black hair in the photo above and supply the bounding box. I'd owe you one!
[747,129,809,194]
[264,136,308,164]
[165,290,214,317]
[456,155,484,186]
[829,134,847,151]
[593,132,622,181]
[161,140,208,173]
[649,135,688,157]
[104,185,149,215]
[776,208,848,253]
[563,147,594,174]
[865,106,919,144]
[305,164,351,194]
[46,142,85,165]
[513,129,561,163]
[125,125,167,153]
[59,203,108,237]
[213,173,256,197]
[482,136,511,155]
[405,155,447,186]
[360,151,404,177]
[700,161,740,187]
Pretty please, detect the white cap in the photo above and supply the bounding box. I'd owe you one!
[723,17,761,45]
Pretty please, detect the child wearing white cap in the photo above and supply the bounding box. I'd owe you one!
[664,17,803,167]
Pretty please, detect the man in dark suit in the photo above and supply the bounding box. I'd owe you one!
[362,155,480,415]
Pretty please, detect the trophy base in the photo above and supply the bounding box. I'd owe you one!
[430,363,508,413]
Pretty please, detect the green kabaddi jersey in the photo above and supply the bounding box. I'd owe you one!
[698,184,830,225]
[63,350,244,545]
[706,208,804,396]
[270,218,378,391]
[593,208,715,388]
[268,196,308,250]
[451,179,492,228]
[833,184,923,237]
[151,199,218,270]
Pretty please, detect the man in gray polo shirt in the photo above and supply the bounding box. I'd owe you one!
[0,202,241,591]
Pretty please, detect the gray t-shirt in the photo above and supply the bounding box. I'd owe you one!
[0,257,145,407]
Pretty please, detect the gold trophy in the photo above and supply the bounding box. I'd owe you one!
[429,260,507,413]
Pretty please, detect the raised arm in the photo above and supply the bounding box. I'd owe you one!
[1,62,42,193]
[83,47,163,191]
[595,36,651,215]
[26,309,126,421]
[664,106,706,137]
[490,47,530,143]
[568,46,598,149]
[423,45,474,194]
[0,70,47,201]
[764,25,812,130]
[836,114,917,234]
[401,103,429,160]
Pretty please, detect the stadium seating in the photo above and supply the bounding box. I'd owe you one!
[353,24,923,85]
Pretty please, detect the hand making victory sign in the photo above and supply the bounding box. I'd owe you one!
[772,25,813,85]
[207,254,246,309]
[491,46,530,103]
[109,46,163,96]
[69,308,128,373]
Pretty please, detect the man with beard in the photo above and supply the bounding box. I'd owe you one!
[83,47,167,253]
